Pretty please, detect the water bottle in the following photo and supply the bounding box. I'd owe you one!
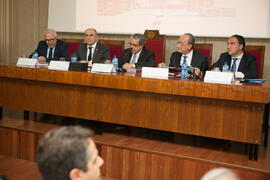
[181,61,189,80]
[32,52,39,59]
[112,56,119,71]
[222,62,229,72]
[71,56,78,63]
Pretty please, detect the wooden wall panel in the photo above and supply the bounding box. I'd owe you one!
[100,145,270,180]
[0,127,18,157]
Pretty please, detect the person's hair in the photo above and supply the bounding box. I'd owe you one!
[201,168,240,180]
[37,126,92,180]
[44,28,57,37]
[131,33,146,45]
[183,33,195,49]
[231,34,245,50]
[85,28,98,35]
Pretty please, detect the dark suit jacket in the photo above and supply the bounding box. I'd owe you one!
[29,39,68,62]
[119,47,155,68]
[75,42,110,63]
[169,50,208,73]
[211,52,257,78]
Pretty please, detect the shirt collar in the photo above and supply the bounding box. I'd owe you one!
[233,52,244,60]
[87,41,97,49]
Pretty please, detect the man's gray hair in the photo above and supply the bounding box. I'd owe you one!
[131,33,146,45]
[201,168,240,180]
[37,126,92,180]
[44,28,57,37]
[183,33,195,49]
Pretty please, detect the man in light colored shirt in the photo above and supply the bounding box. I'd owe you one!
[169,33,209,75]
[211,34,257,78]
[119,33,155,68]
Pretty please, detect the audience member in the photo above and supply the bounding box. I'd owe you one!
[37,126,103,180]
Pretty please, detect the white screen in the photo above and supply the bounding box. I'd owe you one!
[49,0,270,38]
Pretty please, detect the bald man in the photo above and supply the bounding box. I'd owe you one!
[75,28,111,64]
[169,33,208,75]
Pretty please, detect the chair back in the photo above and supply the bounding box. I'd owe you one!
[245,45,265,78]
[99,39,125,59]
[194,43,213,67]
[144,30,166,66]
[62,39,84,58]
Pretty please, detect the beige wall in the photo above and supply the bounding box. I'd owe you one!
[2,0,270,79]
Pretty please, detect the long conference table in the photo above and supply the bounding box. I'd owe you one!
[0,63,269,160]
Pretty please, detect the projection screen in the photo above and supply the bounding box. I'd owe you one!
[48,0,270,38]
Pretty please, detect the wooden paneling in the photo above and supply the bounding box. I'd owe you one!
[99,145,270,180]
[0,118,60,160]
[0,65,269,144]
[0,155,42,180]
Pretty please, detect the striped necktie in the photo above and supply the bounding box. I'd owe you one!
[231,58,238,72]
[182,56,187,65]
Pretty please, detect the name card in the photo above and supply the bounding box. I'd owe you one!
[48,61,70,71]
[141,67,169,79]
[91,63,116,73]
[16,58,37,67]
[204,71,234,84]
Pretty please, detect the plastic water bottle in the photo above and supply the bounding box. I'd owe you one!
[181,61,189,80]
[71,56,78,63]
[222,62,229,72]
[32,52,38,59]
[112,56,119,71]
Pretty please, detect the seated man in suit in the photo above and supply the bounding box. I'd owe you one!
[37,126,104,180]
[119,33,155,68]
[75,28,111,64]
[30,29,68,63]
[211,34,257,78]
[169,33,208,75]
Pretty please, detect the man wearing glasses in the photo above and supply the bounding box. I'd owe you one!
[75,28,110,64]
[30,29,68,63]
[169,33,208,75]
[119,33,155,69]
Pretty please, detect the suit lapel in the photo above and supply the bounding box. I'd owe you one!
[126,50,132,63]
[191,51,196,67]
[82,44,88,60]
[176,53,182,65]
[92,42,100,62]
[238,52,246,72]
[137,48,145,64]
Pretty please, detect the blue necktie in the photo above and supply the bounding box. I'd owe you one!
[231,58,238,72]
[182,56,187,65]
[131,54,137,64]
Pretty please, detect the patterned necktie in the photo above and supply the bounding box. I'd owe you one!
[131,54,137,64]
[88,47,92,61]
[231,58,238,72]
[182,56,187,65]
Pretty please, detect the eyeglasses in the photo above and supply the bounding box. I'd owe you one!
[85,33,95,37]
[129,42,140,47]
[177,42,189,46]
[45,38,56,42]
